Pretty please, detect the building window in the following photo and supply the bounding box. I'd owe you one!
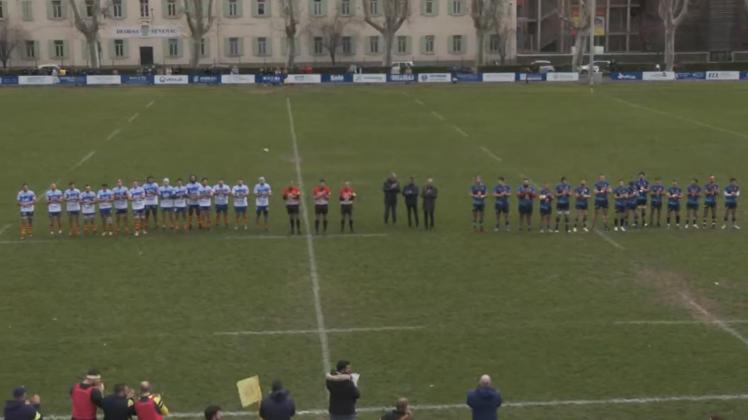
[166,0,178,16]
[112,0,123,17]
[53,40,65,58]
[256,37,268,55]
[228,37,241,56]
[22,1,33,21]
[85,0,95,17]
[450,0,462,15]
[200,37,208,56]
[228,0,239,16]
[51,0,64,19]
[368,0,379,15]
[368,36,379,53]
[340,0,351,16]
[140,0,150,17]
[113,39,125,57]
[256,0,267,16]
[451,34,463,53]
[423,0,434,15]
[168,38,179,57]
[0,1,4,19]
[396,35,408,54]
[312,0,324,16]
[25,40,36,58]
[488,34,500,53]
[312,36,324,55]
[423,35,434,54]
[341,36,352,55]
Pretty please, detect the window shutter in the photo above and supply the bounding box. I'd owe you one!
[461,34,467,54]
[60,1,68,18]
[48,40,55,58]
[21,1,33,20]
[252,37,259,56]
[223,0,230,16]
[265,0,271,16]
[162,39,169,59]
[237,38,244,56]
[201,38,210,57]
[177,38,183,57]
[447,35,453,54]
[46,1,53,19]
[122,40,129,58]
[120,0,128,18]
[406,36,412,54]
[162,0,170,18]
[349,36,356,55]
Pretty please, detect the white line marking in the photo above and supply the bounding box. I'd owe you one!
[680,293,748,348]
[215,325,424,336]
[0,240,57,245]
[615,319,748,325]
[453,125,469,137]
[286,97,331,375]
[430,110,445,121]
[594,229,625,250]
[105,128,121,142]
[33,393,748,419]
[145,100,155,109]
[0,224,11,237]
[414,99,425,106]
[223,233,389,241]
[479,146,503,162]
[127,112,140,123]
[608,95,748,140]
[70,150,96,171]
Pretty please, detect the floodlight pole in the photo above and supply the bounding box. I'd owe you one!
[588,0,596,87]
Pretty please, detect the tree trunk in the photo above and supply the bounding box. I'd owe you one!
[190,35,201,69]
[475,30,485,68]
[664,25,676,71]
[571,30,586,70]
[86,33,100,68]
[330,50,337,66]
[383,31,394,68]
[287,37,296,68]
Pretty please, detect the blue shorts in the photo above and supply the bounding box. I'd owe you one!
[615,204,627,213]
[667,203,680,212]
[175,207,187,214]
[494,203,509,214]
[49,211,61,217]
[146,204,158,211]
[556,202,570,211]
[68,210,80,216]
[188,205,200,214]
[651,201,662,209]
[20,211,33,218]
[575,202,588,210]
[216,204,228,213]
[539,207,551,216]
[472,203,485,212]
[133,209,145,216]
[595,200,608,210]
[116,208,128,215]
[235,206,247,215]
[628,201,638,210]
[636,197,647,206]
[256,206,269,215]
[686,202,698,210]
[519,204,533,215]
[200,206,211,213]
[704,201,716,208]
[726,202,737,209]
[100,208,112,217]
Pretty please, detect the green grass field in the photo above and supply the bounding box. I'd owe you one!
[1,82,748,420]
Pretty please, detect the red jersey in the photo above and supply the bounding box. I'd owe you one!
[339,187,356,205]
[312,185,331,205]
[282,186,301,205]
[71,383,97,420]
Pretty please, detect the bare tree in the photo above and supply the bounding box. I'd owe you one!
[558,0,590,70]
[362,0,409,67]
[319,14,349,65]
[658,0,691,71]
[184,0,215,69]
[471,0,510,67]
[281,0,300,68]
[69,0,104,68]
[0,22,26,69]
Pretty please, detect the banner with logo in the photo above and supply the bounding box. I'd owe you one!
[387,74,415,83]
[221,74,255,84]
[112,25,181,38]
[18,75,59,85]
[742,72,748,80]
[675,72,706,80]
[190,75,220,84]
[452,73,481,82]
[285,74,322,84]
[517,73,545,82]
[482,73,515,83]
[154,75,189,85]
[257,75,283,84]
[546,72,579,82]
[322,74,353,83]
[122,75,153,85]
[642,71,675,81]
[418,73,451,83]
[87,75,122,85]
[58,75,87,85]
[705,71,740,81]
[610,72,643,81]
[353,73,387,83]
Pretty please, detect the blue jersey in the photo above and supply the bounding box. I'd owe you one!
[667,186,682,205]
[46,189,63,212]
[555,183,571,204]
[724,184,740,204]
[144,182,159,203]
[594,181,610,201]
[97,189,114,209]
[493,184,510,206]
[471,183,487,205]
[686,184,701,204]
[17,190,36,212]
[650,183,665,203]
[575,186,590,205]
[186,182,201,204]
[635,178,649,198]
[158,185,174,200]
[518,185,536,206]
[539,188,552,210]
[704,182,719,204]
[613,186,628,205]
[173,186,188,207]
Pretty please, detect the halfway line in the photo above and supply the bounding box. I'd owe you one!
[479,146,503,162]
[105,128,121,142]
[616,319,748,325]
[286,97,332,375]
[430,110,446,121]
[127,113,140,123]
[594,229,625,250]
[680,293,748,349]
[453,125,469,137]
[70,150,96,171]
[215,326,424,336]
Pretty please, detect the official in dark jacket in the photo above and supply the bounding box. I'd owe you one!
[326,360,360,420]
[421,178,438,230]
[402,177,420,227]
[4,387,42,420]
[383,173,400,224]
[380,398,412,420]
[102,384,135,420]
[466,375,502,420]
[258,381,295,420]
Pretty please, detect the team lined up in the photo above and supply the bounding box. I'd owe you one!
[468,173,740,233]
[14,176,360,240]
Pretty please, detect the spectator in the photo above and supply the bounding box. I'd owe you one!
[402,176,419,227]
[102,384,135,420]
[326,360,360,420]
[71,368,104,420]
[133,382,169,420]
[259,380,296,420]
[4,387,42,420]
[421,178,438,230]
[466,375,502,420]
[380,398,412,420]
[203,405,222,420]
[383,173,400,224]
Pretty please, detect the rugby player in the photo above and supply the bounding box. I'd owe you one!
[666,180,682,229]
[312,179,332,234]
[143,176,159,232]
[282,180,302,234]
[112,179,130,235]
[685,178,701,229]
[80,184,97,236]
[213,179,231,228]
[253,177,272,230]
[63,182,82,237]
[186,175,201,230]
[158,178,175,229]
[722,178,740,230]
[97,183,114,236]
[16,183,36,240]
[46,183,64,235]
[492,177,510,232]
[613,180,628,232]
[231,179,250,230]
[538,184,552,233]
[573,180,591,232]
[554,177,572,232]
[173,179,189,232]
[339,181,356,233]
[649,177,665,227]
[703,175,719,229]
[470,176,487,232]
[591,175,611,231]
[129,181,147,236]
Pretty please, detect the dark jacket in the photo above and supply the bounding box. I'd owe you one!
[326,375,360,415]
[4,400,42,420]
[466,387,502,420]
[258,389,295,420]
[422,185,438,211]
[402,183,420,206]
[380,409,411,420]
[383,179,401,202]
[101,394,135,420]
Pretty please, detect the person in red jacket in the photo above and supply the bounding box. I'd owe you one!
[339,182,356,233]
[282,181,302,235]
[71,369,104,420]
[133,382,168,420]
[312,179,332,234]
